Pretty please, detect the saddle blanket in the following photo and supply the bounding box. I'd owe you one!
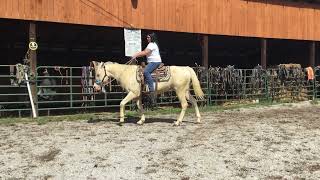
[136,66,170,83]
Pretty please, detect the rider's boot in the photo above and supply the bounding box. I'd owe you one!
[149,91,157,109]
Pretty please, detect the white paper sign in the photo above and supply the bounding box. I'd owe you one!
[124,28,141,57]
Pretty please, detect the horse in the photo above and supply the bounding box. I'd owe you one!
[92,61,204,126]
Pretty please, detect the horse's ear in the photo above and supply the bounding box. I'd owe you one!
[91,61,98,68]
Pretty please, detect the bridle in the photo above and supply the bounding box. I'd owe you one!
[95,63,109,86]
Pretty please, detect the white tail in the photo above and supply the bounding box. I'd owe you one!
[188,67,204,99]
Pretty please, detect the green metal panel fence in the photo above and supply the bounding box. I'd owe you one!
[315,67,320,99]
[0,65,319,117]
[0,65,31,117]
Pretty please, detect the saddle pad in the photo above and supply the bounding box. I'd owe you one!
[151,66,170,82]
[136,66,171,82]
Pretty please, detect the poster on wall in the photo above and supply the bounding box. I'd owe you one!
[124,28,141,57]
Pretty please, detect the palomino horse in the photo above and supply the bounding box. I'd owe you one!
[92,61,204,126]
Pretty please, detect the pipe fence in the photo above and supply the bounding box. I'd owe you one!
[0,65,319,117]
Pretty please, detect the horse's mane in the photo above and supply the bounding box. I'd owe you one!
[104,61,117,64]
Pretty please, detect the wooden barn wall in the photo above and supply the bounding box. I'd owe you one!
[0,0,319,41]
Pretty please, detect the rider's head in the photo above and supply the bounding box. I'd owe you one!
[147,32,158,45]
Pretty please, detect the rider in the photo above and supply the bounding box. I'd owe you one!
[130,32,162,103]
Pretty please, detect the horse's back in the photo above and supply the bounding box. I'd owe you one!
[169,66,193,76]
[167,66,195,84]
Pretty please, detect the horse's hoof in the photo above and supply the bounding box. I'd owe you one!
[137,120,144,125]
[196,118,201,123]
[173,121,181,126]
[120,118,124,123]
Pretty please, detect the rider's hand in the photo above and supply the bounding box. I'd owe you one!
[130,55,137,61]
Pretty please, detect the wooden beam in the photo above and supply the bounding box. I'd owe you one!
[29,21,38,116]
[261,39,267,69]
[202,35,208,69]
[309,41,315,67]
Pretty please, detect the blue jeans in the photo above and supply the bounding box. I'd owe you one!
[144,62,161,92]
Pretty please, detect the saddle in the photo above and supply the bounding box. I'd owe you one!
[137,62,170,92]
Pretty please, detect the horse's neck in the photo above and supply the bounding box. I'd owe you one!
[108,64,137,81]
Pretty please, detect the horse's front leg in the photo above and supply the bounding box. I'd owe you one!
[136,98,145,125]
[119,91,138,123]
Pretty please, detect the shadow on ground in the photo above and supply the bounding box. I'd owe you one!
[87,115,176,124]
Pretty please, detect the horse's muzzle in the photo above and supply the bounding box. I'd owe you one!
[93,83,101,92]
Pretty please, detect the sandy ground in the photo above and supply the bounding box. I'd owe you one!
[0,101,320,180]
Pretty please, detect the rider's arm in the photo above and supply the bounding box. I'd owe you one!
[131,48,151,60]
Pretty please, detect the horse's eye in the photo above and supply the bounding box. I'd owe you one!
[97,74,100,78]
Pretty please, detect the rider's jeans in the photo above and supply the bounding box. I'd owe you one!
[144,62,161,92]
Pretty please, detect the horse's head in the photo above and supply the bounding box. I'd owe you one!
[92,61,112,92]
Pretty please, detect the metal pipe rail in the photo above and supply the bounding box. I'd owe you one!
[0,65,319,117]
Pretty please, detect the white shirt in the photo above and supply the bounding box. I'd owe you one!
[146,42,162,63]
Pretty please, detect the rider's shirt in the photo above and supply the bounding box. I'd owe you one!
[146,42,162,63]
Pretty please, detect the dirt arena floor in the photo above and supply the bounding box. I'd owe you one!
[0,101,320,180]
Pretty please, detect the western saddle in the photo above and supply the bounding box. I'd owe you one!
[137,62,170,93]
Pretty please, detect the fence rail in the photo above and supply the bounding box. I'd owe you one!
[0,65,319,117]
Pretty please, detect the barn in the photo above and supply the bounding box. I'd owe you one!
[0,0,319,116]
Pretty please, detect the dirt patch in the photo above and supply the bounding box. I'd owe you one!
[37,149,61,162]
[0,102,320,179]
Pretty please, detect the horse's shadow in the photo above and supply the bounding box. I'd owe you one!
[87,115,200,125]
[87,115,175,124]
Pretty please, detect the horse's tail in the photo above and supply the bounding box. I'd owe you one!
[188,67,204,99]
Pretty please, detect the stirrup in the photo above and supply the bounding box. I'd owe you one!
[145,82,156,92]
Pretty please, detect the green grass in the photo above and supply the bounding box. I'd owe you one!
[0,100,318,126]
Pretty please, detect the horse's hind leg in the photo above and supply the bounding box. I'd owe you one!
[175,90,188,126]
[136,98,146,125]
[119,91,138,123]
[186,91,201,123]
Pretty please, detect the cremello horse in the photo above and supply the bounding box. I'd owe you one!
[92,61,204,126]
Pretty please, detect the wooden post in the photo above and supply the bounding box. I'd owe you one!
[202,35,208,69]
[309,41,315,67]
[261,38,267,69]
[29,21,38,117]
[317,42,319,66]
